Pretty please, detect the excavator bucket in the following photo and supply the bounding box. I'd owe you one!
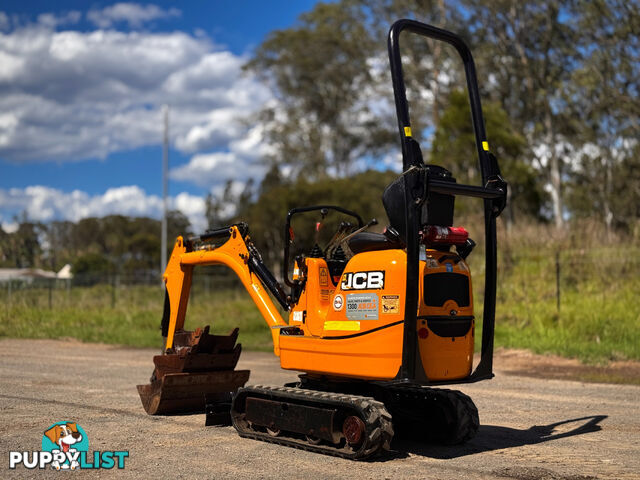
[137,326,250,415]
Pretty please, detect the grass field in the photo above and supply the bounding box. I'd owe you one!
[483,251,640,363]
[0,281,276,352]
[1,224,639,364]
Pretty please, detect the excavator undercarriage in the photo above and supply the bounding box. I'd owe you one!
[229,378,479,458]
[232,385,394,459]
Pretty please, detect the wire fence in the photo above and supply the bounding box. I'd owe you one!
[493,247,640,311]
[1,248,638,312]
[0,270,244,311]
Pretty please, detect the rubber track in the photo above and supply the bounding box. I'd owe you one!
[231,385,393,460]
[383,385,479,444]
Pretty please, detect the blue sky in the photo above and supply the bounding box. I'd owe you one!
[0,1,320,232]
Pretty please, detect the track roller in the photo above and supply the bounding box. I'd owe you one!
[231,385,393,460]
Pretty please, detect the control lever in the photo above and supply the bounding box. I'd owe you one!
[324,221,353,257]
[340,218,378,244]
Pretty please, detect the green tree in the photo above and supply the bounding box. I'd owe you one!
[9,221,43,268]
[565,0,640,233]
[431,90,543,223]
[247,0,402,178]
[167,210,192,240]
[205,180,235,229]
[72,252,114,276]
[246,0,638,233]
[42,221,75,270]
[239,169,397,273]
[247,0,549,223]
[463,0,580,228]
[124,231,160,276]
[0,212,193,276]
[71,217,104,256]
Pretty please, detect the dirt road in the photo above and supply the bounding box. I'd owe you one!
[1,338,638,479]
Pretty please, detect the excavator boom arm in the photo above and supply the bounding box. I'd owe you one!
[162,225,287,354]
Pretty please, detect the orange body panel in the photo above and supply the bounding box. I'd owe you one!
[162,228,474,383]
[279,322,404,380]
[289,258,335,336]
[281,250,406,379]
[280,248,474,381]
[417,250,474,380]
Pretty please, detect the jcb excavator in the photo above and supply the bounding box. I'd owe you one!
[137,19,507,459]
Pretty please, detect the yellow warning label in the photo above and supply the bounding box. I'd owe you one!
[404,126,412,137]
[324,321,360,331]
[382,295,400,314]
[482,141,490,151]
[319,267,329,287]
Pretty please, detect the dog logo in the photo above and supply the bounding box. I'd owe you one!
[42,422,88,470]
[9,421,128,470]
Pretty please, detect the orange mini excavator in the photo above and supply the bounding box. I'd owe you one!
[137,19,507,459]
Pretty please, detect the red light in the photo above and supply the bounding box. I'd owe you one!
[418,328,429,339]
[422,225,469,246]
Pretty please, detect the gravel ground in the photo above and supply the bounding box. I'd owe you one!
[1,338,638,479]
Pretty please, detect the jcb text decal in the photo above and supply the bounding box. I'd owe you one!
[341,271,385,290]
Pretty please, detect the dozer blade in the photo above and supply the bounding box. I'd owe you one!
[137,370,250,415]
[137,326,250,415]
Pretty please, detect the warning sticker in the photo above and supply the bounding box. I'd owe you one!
[319,267,329,287]
[320,288,331,300]
[346,293,379,320]
[333,294,344,311]
[324,321,360,331]
[381,295,399,314]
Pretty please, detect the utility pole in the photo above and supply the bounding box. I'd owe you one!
[161,105,169,282]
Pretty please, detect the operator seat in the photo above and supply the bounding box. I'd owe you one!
[347,230,403,254]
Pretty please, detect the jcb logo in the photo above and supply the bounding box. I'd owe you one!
[341,271,385,290]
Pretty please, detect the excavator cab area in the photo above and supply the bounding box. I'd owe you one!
[281,205,365,301]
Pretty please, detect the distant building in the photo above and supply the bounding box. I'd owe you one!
[0,264,73,283]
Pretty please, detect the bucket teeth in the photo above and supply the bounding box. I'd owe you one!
[137,325,250,415]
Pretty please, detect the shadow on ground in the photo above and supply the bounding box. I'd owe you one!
[388,415,607,460]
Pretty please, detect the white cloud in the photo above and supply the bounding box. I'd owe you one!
[170,124,272,188]
[0,20,271,163]
[36,11,82,29]
[1,221,18,233]
[0,112,18,146]
[173,192,206,230]
[87,3,181,29]
[0,185,208,233]
[0,5,276,231]
[171,151,268,189]
[174,108,243,152]
[171,152,238,187]
[0,12,9,32]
